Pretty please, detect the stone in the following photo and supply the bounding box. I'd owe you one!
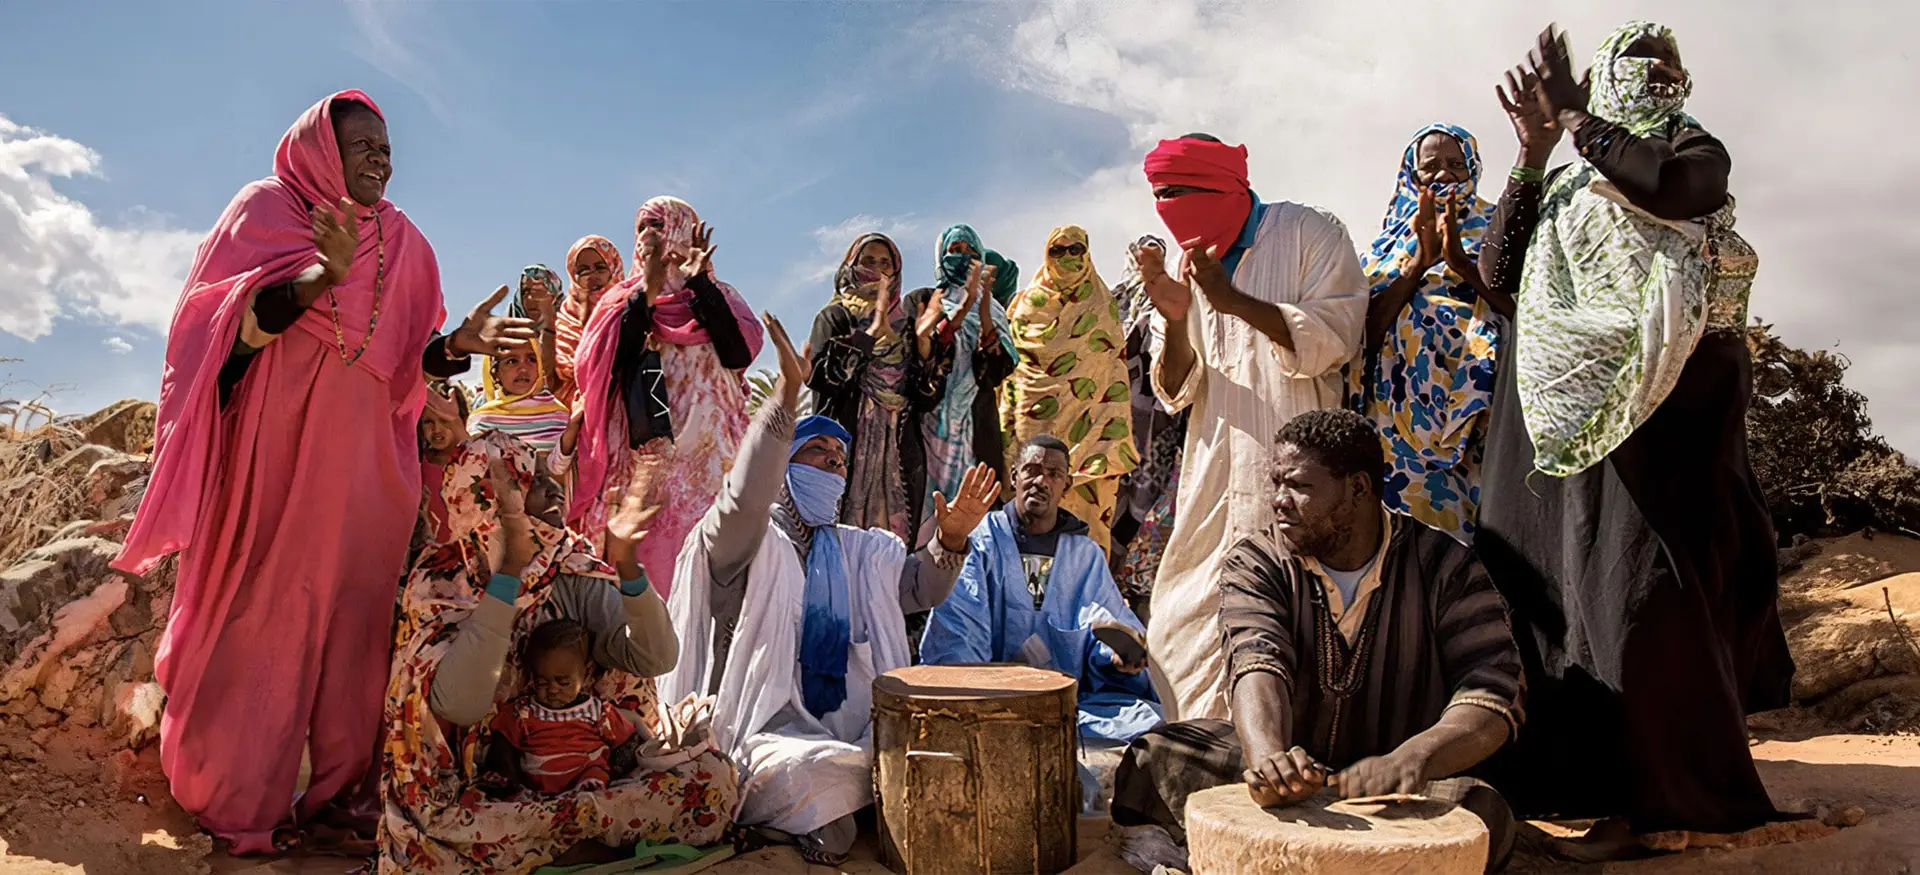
[77,400,156,455]
[0,578,129,703]
[1785,573,1920,701]
[1183,786,1487,875]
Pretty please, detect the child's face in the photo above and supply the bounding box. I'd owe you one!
[494,349,540,397]
[530,646,589,710]
[420,414,466,455]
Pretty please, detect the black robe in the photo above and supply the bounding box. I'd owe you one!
[1472,116,1795,834]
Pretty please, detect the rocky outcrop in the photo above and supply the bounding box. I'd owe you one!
[1783,572,1920,731]
[0,434,165,750]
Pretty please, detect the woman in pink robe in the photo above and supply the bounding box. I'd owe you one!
[114,90,529,853]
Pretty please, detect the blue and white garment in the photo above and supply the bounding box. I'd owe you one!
[1346,123,1501,541]
[919,224,1016,545]
[920,506,1162,743]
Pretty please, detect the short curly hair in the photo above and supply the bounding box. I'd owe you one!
[1273,409,1384,495]
[523,618,591,668]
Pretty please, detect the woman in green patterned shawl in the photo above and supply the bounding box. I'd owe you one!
[1472,21,1794,856]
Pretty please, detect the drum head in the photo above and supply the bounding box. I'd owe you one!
[875,663,1077,700]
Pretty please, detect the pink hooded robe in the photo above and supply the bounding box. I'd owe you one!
[569,197,763,596]
[113,90,446,851]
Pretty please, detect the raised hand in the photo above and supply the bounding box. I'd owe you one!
[1181,238,1241,315]
[762,311,811,409]
[1414,188,1443,272]
[1528,24,1587,117]
[866,272,898,341]
[932,462,1000,549]
[310,197,360,287]
[484,451,536,578]
[1137,239,1191,322]
[1497,65,1561,165]
[1440,196,1475,279]
[639,225,667,302]
[449,285,538,358]
[676,222,716,282]
[606,437,671,550]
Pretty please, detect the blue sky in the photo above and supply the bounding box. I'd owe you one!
[4,0,1917,453]
[2,0,1127,407]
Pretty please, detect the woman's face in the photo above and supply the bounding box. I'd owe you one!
[1414,133,1469,186]
[945,239,977,257]
[1621,35,1686,88]
[494,349,539,396]
[333,106,391,207]
[857,240,897,279]
[572,247,612,293]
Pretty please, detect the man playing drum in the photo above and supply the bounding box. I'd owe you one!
[661,314,999,867]
[1110,410,1523,873]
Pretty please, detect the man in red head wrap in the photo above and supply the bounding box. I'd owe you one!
[1132,133,1371,725]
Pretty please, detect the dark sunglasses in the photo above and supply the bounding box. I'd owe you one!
[1048,243,1088,258]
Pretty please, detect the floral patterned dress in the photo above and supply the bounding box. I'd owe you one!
[379,432,735,873]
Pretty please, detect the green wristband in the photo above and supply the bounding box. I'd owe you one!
[1510,165,1546,184]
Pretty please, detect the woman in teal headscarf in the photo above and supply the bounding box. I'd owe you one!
[907,224,1015,547]
[1473,22,1789,850]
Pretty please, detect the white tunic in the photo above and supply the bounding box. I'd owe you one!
[1146,201,1368,721]
[664,512,910,836]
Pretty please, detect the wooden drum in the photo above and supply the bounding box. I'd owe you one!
[872,664,1079,874]
[1185,786,1488,875]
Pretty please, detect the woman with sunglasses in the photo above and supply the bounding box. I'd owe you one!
[1001,225,1136,554]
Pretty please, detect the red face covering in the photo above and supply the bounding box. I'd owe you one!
[1143,138,1253,259]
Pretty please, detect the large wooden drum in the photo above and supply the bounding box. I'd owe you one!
[1185,785,1488,875]
[872,664,1079,874]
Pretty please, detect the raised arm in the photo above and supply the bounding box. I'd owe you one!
[1570,118,1730,221]
[897,463,997,613]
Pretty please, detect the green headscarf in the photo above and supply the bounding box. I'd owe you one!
[984,250,1021,307]
[1513,21,1729,476]
[1587,21,1694,136]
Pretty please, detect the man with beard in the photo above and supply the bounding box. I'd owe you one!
[921,434,1162,747]
[1110,410,1523,873]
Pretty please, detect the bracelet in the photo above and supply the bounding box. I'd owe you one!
[1509,165,1546,184]
[619,568,652,597]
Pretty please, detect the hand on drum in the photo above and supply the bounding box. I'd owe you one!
[1244,746,1326,808]
[1329,748,1429,799]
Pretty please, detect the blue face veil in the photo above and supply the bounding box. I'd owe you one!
[787,415,855,717]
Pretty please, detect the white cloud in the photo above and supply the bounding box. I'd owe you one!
[0,114,202,342]
[774,213,923,304]
[102,336,131,355]
[979,0,1920,454]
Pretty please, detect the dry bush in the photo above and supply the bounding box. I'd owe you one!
[0,427,95,569]
[1747,321,1920,542]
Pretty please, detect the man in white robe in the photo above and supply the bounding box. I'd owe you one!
[663,316,999,865]
[1138,133,1369,721]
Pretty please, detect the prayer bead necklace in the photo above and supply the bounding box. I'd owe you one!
[327,210,386,367]
[1306,578,1383,755]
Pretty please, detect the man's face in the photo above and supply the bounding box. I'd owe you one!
[791,436,847,475]
[1269,444,1364,560]
[1152,184,1219,201]
[1015,445,1071,521]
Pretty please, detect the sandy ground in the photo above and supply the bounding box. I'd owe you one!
[2,734,1915,874]
[5,531,1917,874]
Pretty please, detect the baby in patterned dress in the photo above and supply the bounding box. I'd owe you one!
[483,619,641,797]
